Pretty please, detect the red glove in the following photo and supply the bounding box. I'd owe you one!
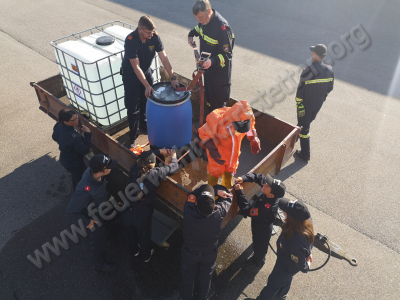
[247,129,261,154]
[250,137,261,154]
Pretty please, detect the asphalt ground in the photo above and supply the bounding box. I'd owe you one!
[0,0,399,299]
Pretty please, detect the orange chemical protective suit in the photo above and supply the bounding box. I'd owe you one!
[198,100,256,179]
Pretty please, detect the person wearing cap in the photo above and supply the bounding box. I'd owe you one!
[234,173,286,272]
[52,108,91,191]
[198,100,261,189]
[180,184,233,300]
[249,198,314,300]
[66,154,119,272]
[295,44,334,161]
[121,15,180,148]
[121,148,178,262]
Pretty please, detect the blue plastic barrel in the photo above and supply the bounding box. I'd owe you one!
[146,82,192,149]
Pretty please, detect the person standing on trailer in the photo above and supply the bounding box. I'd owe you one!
[234,174,286,272]
[295,44,334,161]
[52,109,91,191]
[121,15,180,148]
[188,0,234,111]
[198,100,261,189]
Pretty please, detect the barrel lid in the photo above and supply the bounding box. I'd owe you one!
[96,36,115,46]
[149,82,190,105]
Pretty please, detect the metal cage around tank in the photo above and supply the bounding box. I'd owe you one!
[50,21,161,129]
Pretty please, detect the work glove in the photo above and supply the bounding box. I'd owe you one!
[203,139,225,165]
[296,99,305,117]
[250,137,261,154]
[247,129,261,154]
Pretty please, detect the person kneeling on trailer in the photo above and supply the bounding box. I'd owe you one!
[234,174,286,272]
[121,148,178,262]
[247,198,313,300]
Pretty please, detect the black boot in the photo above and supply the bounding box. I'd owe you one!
[295,150,310,162]
[298,136,310,160]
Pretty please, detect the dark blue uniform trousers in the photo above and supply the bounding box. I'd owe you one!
[204,73,230,111]
[124,215,153,261]
[257,263,293,300]
[180,246,217,300]
[88,225,107,269]
[297,102,323,159]
[122,70,154,144]
[252,221,273,266]
[61,159,87,191]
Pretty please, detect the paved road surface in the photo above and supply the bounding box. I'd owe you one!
[0,0,399,299]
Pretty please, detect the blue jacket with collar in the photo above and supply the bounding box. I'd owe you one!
[52,122,91,168]
[66,167,108,226]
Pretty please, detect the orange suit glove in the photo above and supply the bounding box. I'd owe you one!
[204,139,225,165]
[250,137,261,154]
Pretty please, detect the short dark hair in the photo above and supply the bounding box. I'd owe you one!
[192,0,212,15]
[138,15,156,31]
[136,156,156,175]
[58,109,76,123]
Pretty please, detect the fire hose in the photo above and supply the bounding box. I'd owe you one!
[174,42,207,129]
[239,191,358,271]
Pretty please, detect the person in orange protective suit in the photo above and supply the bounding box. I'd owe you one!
[198,100,261,189]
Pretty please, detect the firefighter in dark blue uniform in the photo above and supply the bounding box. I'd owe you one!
[295,44,334,161]
[121,16,179,147]
[188,0,234,111]
[180,184,233,300]
[121,148,179,262]
[249,198,314,300]
[234,173,286,272]
[66,154,119,272]
[52,109,91,191]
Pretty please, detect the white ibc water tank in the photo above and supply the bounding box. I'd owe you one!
[52,23,161,127]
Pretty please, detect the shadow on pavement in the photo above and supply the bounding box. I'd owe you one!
[0,153,74,253]
[0,154,265,300]
[0,153,186,300]
[105,0,400,98]
[212,244,257,300]
[275,155,308,182]
[0,190,184,300]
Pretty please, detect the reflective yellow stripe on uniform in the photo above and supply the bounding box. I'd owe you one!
[305,78,333,85]
[218,54,225,67]
[197,27,204,39]
[194,25,220,47]
[196,27,218,45]
[203,35,218,45]
[295,97,303,102]
[299,133,310,138]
